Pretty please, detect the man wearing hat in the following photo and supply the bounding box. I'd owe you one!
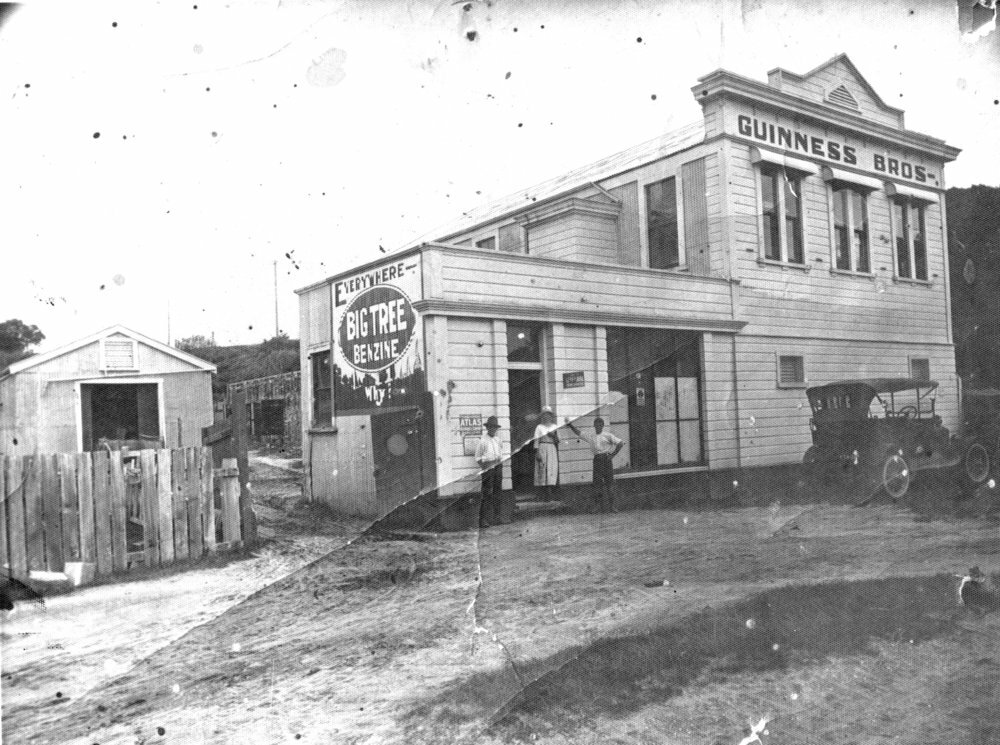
[475,415,504,528]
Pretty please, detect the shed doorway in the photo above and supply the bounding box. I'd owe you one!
[508,369,542,493]
[81,383,161,452]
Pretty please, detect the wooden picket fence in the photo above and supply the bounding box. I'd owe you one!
[0,447,243,582]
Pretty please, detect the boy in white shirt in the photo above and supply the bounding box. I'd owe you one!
[568,417,623,513]
[475,415,504,527]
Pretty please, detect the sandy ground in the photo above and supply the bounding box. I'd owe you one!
[4,469,1000,745]
[1,457,365,744]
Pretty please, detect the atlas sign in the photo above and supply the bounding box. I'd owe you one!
[339,285,416,373]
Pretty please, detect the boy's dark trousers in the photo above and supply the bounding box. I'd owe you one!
[480,463,503,526]
[593,454,615,512]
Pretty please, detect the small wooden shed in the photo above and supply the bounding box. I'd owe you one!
[0,326,216,457]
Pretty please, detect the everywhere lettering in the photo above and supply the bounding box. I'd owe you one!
[334,261,406,306]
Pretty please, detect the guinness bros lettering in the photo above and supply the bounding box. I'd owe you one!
[738,114,856,164]
[737,114,929,183]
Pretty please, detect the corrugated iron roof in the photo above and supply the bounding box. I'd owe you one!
[428,119,706,243]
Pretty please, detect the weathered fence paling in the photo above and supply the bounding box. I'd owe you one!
[0,446,242,581]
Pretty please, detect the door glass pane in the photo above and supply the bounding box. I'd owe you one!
[677,377,700,419]
[507,322,542,362]
[656,421,680,466]
[679,420,702,462]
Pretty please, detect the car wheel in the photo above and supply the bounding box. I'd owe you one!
[882,453,910,500]
[964,442,991,486]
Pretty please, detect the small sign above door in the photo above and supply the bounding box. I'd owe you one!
[563,371,585,389]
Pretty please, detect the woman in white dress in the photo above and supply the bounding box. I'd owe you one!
[534,406,560,500]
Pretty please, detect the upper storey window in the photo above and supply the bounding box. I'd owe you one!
[821,167,881,275]
[645,177,679,269]
[760,165,804,265]
[751,147,817,267]
[885,182,937,283]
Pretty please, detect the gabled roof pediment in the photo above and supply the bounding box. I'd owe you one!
[766,53,905,129]
[5,325,216,376]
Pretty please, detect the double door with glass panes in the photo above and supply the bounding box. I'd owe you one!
[606,329,704,471]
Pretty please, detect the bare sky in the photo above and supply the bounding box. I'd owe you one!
[3,0,998,351]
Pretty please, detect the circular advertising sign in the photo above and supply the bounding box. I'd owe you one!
[338,285,416,373]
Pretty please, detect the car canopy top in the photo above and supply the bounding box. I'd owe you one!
[806,378,939,418]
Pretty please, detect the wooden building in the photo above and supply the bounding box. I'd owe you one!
[226,371,302,450]
[297,54,960,520]
[0,326,215,457]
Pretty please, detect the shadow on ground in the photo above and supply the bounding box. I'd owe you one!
[405,572,987,743]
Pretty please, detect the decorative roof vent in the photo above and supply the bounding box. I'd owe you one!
[826,84,860,111]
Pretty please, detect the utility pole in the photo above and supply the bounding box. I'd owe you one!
[166,297,172,345]
[273,259,279,337]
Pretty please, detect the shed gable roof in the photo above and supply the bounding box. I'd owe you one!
[5,325,216,375]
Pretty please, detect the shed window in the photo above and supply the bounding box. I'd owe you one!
[311,351,332,426]
[832,187,870,273]
[759,166,804,265]
[101,338,138,370]
[910,358,930,382]
[645,177,679,269]
[778,355,806,387]
[507,322,542,363]
[893,199,928,281]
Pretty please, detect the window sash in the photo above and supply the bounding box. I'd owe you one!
[912,204,927,280]
[646,177,679,269]
[759,166,803,264]
[311,351,332,426]
[893,201,911,278]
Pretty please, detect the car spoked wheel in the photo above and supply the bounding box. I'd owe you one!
[882,453,910,499]
[964,442,991,486]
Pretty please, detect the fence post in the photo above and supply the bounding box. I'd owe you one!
[76,452,96,567]
[59,454,80,564]
[7,457,27,577]
[91,450,113,576]
[157,449,175,563]
[23,456,45,572]
[0,457,7,573]
[230,388,257,547]
[219,458,241,545]
[139,450,159,566]
[171,448,189,561]
[201,448,216,553]
[185,448,204,559]
[109,451,127,573]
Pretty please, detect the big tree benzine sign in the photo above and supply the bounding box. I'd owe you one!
[332,257,424,413]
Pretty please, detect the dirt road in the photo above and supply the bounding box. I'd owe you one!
[5,481,1000,745]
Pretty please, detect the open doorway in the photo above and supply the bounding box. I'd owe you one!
[81,383,161,452]
[508,368,542,493]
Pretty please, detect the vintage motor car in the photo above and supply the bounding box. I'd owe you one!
[802,378,991,500]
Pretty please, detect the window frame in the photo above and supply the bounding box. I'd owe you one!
[909,357,931,382]
[755,164,807,267]
[642,174,685,270]
[776,353,807,389]
[309,349,333,428]
[827,184,872,275]
[891,197,931,283]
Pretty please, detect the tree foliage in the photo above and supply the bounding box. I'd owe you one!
[176,333,299,398]
[0,319,45,371]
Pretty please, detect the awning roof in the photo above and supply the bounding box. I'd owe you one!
[885,181,940,204]
[750,146,819,176]
[821,165,883,191]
